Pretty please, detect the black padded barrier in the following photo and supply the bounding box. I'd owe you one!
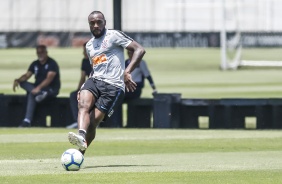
[153,93,181,128]
[126,98,153,128]
[0,95,71,127]
[2,94,282,129]
[180,99,220,128]
[179,98,282,129]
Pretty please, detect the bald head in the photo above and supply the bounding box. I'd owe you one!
[89,11,105,19]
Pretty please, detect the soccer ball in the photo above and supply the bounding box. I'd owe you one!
[61,148,84,171]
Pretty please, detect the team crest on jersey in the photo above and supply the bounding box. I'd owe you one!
[34,66,38,75]
[101,40,108,48]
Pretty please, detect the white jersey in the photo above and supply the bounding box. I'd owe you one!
[85,29,133,91]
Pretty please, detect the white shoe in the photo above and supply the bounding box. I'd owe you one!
[66,122,78,129]
[68,132,87,151]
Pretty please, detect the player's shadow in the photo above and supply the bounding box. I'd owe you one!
[84,164,158,169]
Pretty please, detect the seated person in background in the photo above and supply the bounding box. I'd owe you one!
[13,45,61,127]
[123,50,157,102]
[66,43,92,129]
[105,50,157,127]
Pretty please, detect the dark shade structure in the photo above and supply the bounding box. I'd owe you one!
[113,0,122,30]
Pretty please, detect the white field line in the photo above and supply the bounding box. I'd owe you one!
[1,151,282,176]
[1,130,282,143]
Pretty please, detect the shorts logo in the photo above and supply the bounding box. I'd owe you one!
[100,105,108,111]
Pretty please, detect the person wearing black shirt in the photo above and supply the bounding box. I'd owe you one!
[13,45,61,127]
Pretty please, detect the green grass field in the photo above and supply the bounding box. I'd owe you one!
[1,128,282,184]
[1,48,282,98]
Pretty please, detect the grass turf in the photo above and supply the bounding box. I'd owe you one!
[1,128,282,183]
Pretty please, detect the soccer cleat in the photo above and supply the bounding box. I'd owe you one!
[68,132,87,151]
[35,91,48,102]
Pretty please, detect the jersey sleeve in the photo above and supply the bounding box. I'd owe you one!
[28,62,35,73]
[48,60,59,73]
[113,30,133,48]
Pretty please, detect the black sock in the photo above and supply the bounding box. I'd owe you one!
[79,149,85,155]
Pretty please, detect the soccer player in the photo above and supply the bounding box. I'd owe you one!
[68,11,146,154]
[13,45,61,127]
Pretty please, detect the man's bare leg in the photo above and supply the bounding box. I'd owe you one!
[68,90,95,151]
[79,108,105,155]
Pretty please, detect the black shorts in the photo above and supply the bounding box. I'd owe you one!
[80,78,124,118]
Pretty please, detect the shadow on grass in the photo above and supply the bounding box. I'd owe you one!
[84,164,159,169]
